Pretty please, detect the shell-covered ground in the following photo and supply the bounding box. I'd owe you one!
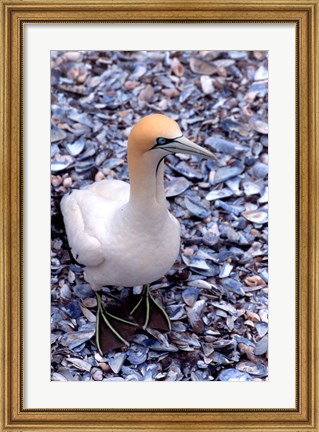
[51,50,268,382]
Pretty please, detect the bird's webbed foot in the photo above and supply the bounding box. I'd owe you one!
[130,284,171,332]
[95,293,139,355]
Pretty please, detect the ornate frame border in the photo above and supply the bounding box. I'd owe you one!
[1,1,318,431]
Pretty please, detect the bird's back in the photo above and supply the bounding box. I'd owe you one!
[60,179,130,270]
[82,179,130,203]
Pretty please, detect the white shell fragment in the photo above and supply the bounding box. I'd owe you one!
[51,160,70,172]
[108,352,127,374]
[66,357,92,372]
[182,287,199,306]
[51,126,67,143]
[242,209,268,224]
[200,75,215,95]
[66,136,85,156]
[165,177,191,197]
[60,329,95,350]
[219,368,252,381]
[205,188,233,201]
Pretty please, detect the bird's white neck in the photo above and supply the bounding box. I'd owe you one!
[127,151,167,211]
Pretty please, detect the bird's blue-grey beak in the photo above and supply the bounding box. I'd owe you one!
[170,136,216,160]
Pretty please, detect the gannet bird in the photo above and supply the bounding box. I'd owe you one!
[61,114,215,353]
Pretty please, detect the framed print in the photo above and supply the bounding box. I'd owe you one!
[1,1,318,431]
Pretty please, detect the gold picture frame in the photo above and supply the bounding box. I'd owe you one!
[1,0,318,431]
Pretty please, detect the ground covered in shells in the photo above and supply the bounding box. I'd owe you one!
[51,50,268,382]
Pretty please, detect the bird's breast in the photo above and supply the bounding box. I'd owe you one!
[86,205,181,287]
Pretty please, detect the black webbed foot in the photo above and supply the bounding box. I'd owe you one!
[129,284,171,332]
[95,293,139,355]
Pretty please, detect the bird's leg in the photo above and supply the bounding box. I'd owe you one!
[130,284,171,332]
[95,292,139,355]
[130,285,150,329]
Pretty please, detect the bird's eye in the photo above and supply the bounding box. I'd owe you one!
[156,137,167,145]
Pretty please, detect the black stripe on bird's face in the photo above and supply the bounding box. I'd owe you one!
[152,135,183,149]
[155,156,166,175]
[153,135,183,176]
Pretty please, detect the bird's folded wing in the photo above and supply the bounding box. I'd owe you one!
[61,192,105,267]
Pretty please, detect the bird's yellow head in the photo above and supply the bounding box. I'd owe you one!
[127,114,215,160]
[128,114,181,154]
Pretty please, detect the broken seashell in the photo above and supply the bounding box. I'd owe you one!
[242,209,268,224]
[165,177,191,197]
[171,57,184,77]
[200,75,214,95]
[108,352,126,374]
[182,287,199,307]
[190,57,217,75]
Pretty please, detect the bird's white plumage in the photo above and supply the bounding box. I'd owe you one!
[61,114,214,291]
[60,179,129,268]
[61,178,180,289]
